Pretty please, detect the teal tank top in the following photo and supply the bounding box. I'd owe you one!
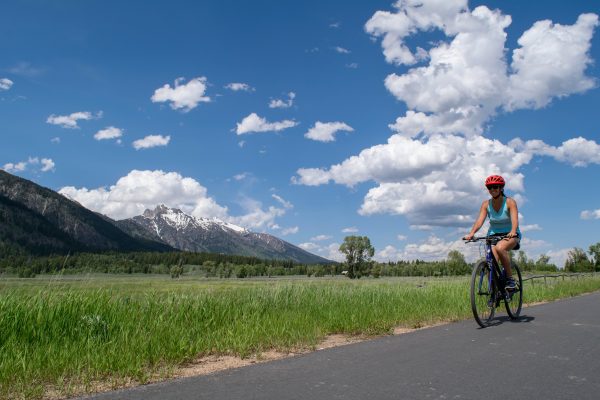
[487,197,521,237]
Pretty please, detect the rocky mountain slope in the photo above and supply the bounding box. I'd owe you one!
[0,170,172,254]
[117,205,331,264]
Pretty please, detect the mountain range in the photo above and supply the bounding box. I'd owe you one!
[116,204,330,264]
[0,170,329,264]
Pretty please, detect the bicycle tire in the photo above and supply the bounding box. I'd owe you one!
[505,263,523,319]
[471,261,495,327]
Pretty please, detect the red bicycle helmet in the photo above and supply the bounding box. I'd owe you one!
[485,175,505,187]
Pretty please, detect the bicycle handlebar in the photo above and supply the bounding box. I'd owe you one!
[463,235,512,244]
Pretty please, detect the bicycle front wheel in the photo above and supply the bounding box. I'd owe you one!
[505,263,523,319]
[471,261,495,328]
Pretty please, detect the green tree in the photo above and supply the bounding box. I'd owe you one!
[339,236,375,279]
[446,250,469,275]
[534,254,557,272]
[565,247,593,272]
[588,242,600,271]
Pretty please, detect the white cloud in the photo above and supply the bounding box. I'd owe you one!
[272,194,293,209]
[236,113,298,135]
[281,226,299,236]
[59,170,229,221]
[366,3,597,138]
[346,63,359,69]
[51,137,61,144]
[365,0,468,66]
[507,13,599,110]
[510,137,600,167]
[376,235,474,262]
[397,234,407,241]
[330,22,341,29]
[304,121,354,142]
[295,126,600,228]
[545,248,571,269]
[342,227,358,233]
[299,242,320,251]
[311,234,332,241]
[2,157,54,173]
[151,77,210,111]
[59,170,291,230]
[292,135,532,227]
[94,126,123,141]
[132,135,171,150]
[520,224,542,232]
[2,162,27,172]
[334,46,351,54]
[0,78,13,90]
[233,172,249,181]
[581,209,600,220]
[269,92,296,109]
[40,158,55,172]
[228,196,286,230]
[298,241,343,261]
[46,111,100,129]
[225,82,254,92]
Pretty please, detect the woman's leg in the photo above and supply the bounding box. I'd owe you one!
[492,238,518,277]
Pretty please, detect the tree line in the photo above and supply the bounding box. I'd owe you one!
[2,236,598,279]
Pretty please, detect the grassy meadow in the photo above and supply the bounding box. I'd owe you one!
[1,273,600,399]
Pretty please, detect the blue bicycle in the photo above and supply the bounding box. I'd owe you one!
[465,236,523,328]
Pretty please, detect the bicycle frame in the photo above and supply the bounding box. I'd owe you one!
[477,237,510,302]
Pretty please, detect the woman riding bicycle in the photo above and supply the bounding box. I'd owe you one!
[463,175,521,290]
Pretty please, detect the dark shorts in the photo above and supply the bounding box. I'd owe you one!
[489,232,521,251]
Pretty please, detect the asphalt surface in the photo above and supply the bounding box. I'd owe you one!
[83,291,600,400]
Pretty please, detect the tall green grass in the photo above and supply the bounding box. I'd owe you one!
[1,274,599,399]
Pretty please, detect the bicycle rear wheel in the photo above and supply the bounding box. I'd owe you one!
[471,261,495,327]
[505,263,523,319]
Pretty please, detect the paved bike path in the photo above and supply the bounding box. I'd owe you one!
[84,291,600,400]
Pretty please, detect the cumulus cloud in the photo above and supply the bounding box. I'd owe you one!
[132,135,171,150]
[366,2,597,137]
[376,235,475,262]
[2,161,27,172]
[2,157,54,173]
[342,227,358,233]
[581,209,600,220]
[151,77,210,111]
[59,170,291,231]
[0,78,13,90]
[40,158,55,172]
[60,170,228,221]
[269,92,296,108]
[94,126,123,141]
[228,197,286,230]
[236,113,298,135]
[510,137,600,167]
[507,13,599,110]
[294,2,599,230]
[225,82,254,92]
[334,46,351,54]
[297,133,600,228]
[46,111,101,129]
[304,121,354,142]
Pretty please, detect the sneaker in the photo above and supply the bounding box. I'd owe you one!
[505,277,517,291]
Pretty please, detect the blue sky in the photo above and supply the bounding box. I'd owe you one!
[1,0,599,266]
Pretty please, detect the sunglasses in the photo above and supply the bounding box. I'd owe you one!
[487,185,502,190]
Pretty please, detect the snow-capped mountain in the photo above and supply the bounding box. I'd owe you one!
[116,205,331,264]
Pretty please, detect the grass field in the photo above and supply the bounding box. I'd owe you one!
[1,273,600,399]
